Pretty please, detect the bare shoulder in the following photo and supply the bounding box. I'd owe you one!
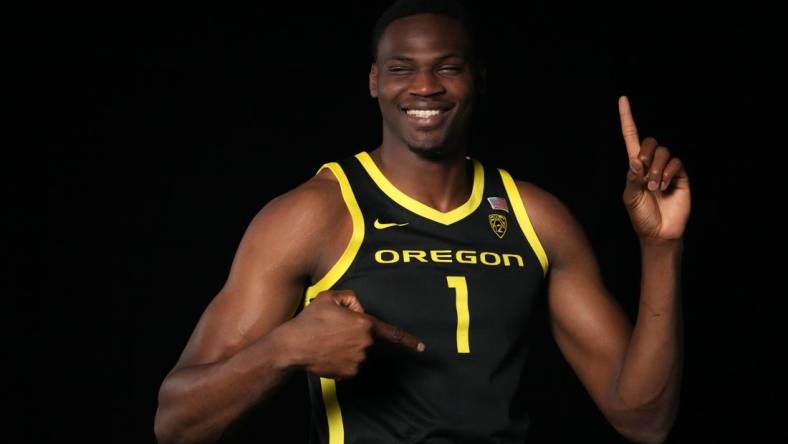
[241,166,347,279]
[169,165,349,368]
[510,178,589,270]
[255,166,343,226]
[260,167,341,215]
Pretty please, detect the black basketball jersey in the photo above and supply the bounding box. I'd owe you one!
[302,150,550,443]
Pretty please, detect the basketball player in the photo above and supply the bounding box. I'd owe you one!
[154,1,689,443]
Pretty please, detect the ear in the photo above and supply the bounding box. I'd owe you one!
[369,63,379,98]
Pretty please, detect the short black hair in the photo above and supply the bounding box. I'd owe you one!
[369,0,484,67]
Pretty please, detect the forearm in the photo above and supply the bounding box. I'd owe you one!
[154,323,300,444]
[614,238,684,441]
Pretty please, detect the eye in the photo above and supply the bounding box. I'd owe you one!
[438,66,463,74]
[388,66,412,74]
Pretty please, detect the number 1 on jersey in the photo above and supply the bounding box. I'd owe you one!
[446,276,470,353]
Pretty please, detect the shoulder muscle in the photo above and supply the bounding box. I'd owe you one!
[171,167,347,368]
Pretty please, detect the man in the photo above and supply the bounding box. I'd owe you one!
[154,1,690,443]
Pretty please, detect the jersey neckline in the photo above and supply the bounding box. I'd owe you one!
[355,150,485,226]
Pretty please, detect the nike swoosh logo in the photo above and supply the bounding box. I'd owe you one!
[374,218,409,229]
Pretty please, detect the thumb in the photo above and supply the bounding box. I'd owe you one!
[623,158,646,206]
[331,290,366,314]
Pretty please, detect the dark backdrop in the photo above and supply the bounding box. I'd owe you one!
[18,1,786,442]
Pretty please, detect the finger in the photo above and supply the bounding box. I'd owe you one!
[618,95,641,160]
[660,157,684,191]
[624,158,646,206]
[370,317,425,352]
[638,137,659,171]
[326,290,365,314]
[646,145,671,192]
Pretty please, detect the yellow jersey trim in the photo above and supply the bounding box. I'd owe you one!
[498,168,549,277]
[320,378,344,444]
[355,151,484,226]
[304,161,365,444]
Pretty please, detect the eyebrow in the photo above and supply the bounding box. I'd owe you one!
[385,53,466,62]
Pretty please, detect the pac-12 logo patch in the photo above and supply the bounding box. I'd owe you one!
[488,214,508,239]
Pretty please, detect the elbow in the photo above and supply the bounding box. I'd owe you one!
[620,428,670,444]
[154,406,201,444]
[155,408,212,444]
[619,412,677,444]
[154,383,173,443]
[154,384,224,444]
[610,397,679,444]
[154,403,181,444]
[154,381,191,444]
[153,415,169,444]
[614,416,672,444]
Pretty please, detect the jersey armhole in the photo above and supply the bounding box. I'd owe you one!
[305,163,354,442]
[303,162,365,306]
[498,168,550,277]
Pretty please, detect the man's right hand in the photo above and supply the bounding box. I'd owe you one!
[282,290,425,381]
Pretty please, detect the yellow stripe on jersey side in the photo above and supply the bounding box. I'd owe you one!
[304,162,365,305]
[498,169,549,277]
[304,161,365,444]
[355,151,485,226]
[320,378,344,444]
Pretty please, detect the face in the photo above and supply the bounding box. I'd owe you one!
[369,13,482,159]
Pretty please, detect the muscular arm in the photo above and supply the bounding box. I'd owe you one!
[154,170,348,444]
[516,180,682,444]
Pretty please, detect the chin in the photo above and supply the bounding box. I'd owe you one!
[407,142,450,160]
[405,128,465,160]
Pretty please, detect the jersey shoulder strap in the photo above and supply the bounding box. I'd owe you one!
[497,167,549,276]
[304,156,365,306]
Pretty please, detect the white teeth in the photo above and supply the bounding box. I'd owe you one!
[406,109,442,118]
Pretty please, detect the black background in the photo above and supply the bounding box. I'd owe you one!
[15,0,786,442]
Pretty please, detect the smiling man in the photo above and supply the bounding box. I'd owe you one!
[369,2,481,160]
[155,1,689,443]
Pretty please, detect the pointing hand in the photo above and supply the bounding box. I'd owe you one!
[286,290,425,381]
[619,96,691,242]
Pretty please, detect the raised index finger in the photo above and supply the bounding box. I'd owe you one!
[618,95,641,160]
[371,317,425,352]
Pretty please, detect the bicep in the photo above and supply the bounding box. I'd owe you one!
[518,181,632,409]
[172,187,329,369]
[547,237,632,408]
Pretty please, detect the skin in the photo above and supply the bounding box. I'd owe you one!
[154,12,689,444]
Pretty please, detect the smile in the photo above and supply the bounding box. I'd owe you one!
[406,109,442,118]
[400,106,452,128]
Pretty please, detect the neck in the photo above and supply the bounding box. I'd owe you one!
[369,143,473,213]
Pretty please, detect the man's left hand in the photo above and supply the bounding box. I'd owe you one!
[618,95,691,242]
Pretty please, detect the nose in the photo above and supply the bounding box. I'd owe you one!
[409,68,445,96]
